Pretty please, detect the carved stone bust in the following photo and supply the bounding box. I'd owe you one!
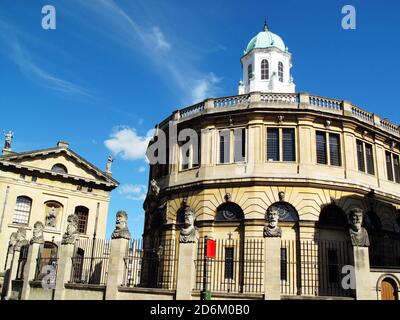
[62,214,80,245]
[111,210,131,240]
[8,232,18,254]
[14,227,29,251]
[31,221,45,245]
[264,207,282,238]
[180,206,198,243]
[348,208,370,247]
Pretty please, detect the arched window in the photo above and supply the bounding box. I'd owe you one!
[267,202,299,222]
[13,196,32,225]
[37,242,58,279]
[247,64,253,83]
[261,59,269,80]
[74,206,89,234]
[278,62,284,82]
[216,203,244,221]
[319,205,348,229]
[51,163,68,174]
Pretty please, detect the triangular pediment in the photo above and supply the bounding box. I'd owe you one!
[0,147,118,187]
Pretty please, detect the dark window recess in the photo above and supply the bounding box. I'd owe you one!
[87,187,93,193]
[278,62,284,82]
[77,185,82,191]
[224,247,234,280]
[329,133,341,166]
[327,249,339,284]
[356,140,365,172]
[31,176,37,183]
[316,131,327,164]
[280,248,288,281]
[386,152,394,181]
[365,143,375,175]
[75,206,89,234]
[267,128,280,161]
[234,128,246,162]
[394,154,400,183]
[219,131,230,164]
[282,129,295,161]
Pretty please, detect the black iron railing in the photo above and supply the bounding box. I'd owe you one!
[369,233,400,269]
[123,238,177,290]
[194,238,264,294]
[70,238,111,285]
[15,245,29,280]
[280,240,353,297]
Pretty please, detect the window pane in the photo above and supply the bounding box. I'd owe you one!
[181,147,189,170]
[329,133,341,166]
[393,154,400,183]
[282,128,295,161]
[219,131,230,163]
[316,131,327,164]
[386,152,394,181]
[365,143,375,175]
[261,59,269,80]
[278,62,283,82]
[247,64,253,83]
[327,249,339,284]
[356,140,365,172]
[75,206,89,234]
[234,128,246,162]
[13,196,32,225]
[267,128,280,161]
[224,247,234,280]
[280,248,287,281]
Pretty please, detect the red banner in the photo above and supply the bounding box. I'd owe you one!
[206,239,216,259]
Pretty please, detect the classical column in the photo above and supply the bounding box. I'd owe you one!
[263,207,282,300]
[348,208,374,300]
[54,214,80,300]
[21,221,44,300]
[176,205,198,300]
[105,211,131,300]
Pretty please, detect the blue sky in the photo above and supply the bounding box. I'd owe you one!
[1,0,399,238]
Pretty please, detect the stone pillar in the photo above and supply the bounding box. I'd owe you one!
[20,243,41,300]
[53,243,75,300]
[4,249,21,300]
[176,241,197,300]
[264,237,281,300]
[105,237,129,300]
[352,246,373,300]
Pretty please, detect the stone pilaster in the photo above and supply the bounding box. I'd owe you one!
[176,241,196,300]
[352,246,374,300]
[53,243,75,300]
[105,237,129,300]
[264,237,281,300]
[20,243,41,300]
[4,250,20,300]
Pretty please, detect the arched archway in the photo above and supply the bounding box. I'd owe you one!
[266,201,299,222]
[215,202,244,222]
[380,277,399,300]
[318,204,348,229]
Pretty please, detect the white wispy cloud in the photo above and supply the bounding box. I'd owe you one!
[104,126,154,161]
[137,166,147,173]
[77,0,221,103]
[0,19,91,98]
[118,184,147,201]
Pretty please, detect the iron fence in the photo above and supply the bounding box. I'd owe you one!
[15,245,29,280]
[34,241,60,282]
[280,240,353,297]
[194,238,264,294]
[70,238,111,285]
[123,238,177,289]
[369,233,400,269]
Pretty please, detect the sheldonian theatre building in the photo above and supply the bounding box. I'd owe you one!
[4,22,400,300]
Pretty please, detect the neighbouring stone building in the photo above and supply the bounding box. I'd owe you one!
[3,22,400,301]
[0,134,118,298]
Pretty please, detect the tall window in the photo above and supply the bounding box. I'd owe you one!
[280,248,288,281]
[316,131,341,166]
[327,249,339,284]
[267,128,280,161]
[282,129,295,161]
[386,151,400,183]
[247,64,253,83]
[224,247,234,280]
[219,130,230,164]
[267,128,296,162]
[357,140,374,175]
[75,206,89,234]
[261,59,269,80]
[234,128,246,162]
[13,196,32,225]
[316,131,327,165]
[278,62,284,82]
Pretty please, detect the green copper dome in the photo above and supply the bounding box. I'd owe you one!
[244,22,286,55]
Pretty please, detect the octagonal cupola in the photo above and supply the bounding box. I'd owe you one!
[238,20,295,94]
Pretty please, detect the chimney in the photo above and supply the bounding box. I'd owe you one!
[57,141,69,149]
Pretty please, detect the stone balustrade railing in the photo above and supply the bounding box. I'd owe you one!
[171,92,400,138]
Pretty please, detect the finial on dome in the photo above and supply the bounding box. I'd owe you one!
[263,17,269,31]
